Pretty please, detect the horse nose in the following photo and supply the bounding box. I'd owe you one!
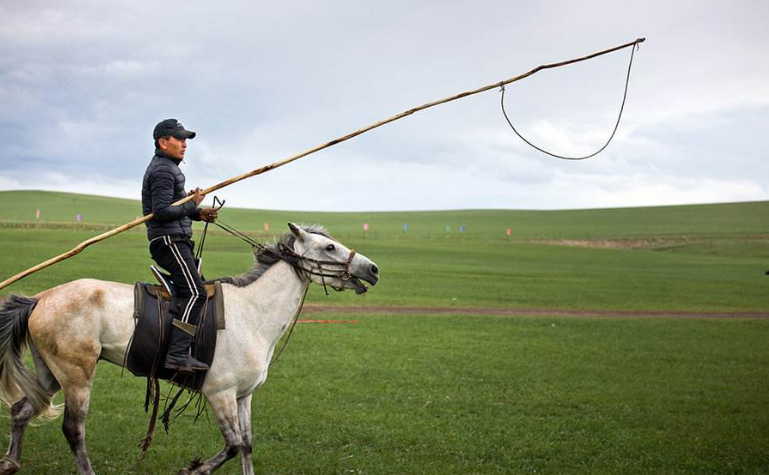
[371,264,379,275]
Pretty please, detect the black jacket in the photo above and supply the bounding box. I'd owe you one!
[142,150,201,240]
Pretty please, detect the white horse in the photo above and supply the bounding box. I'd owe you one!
[0,223,379,475]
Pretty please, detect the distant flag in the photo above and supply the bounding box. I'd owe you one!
[363,223,369,231]
[35,209,40,219]
[77,214,83,222]
[403,223,409,232]
[263,223,270,231]
[459,225,465,233]
[506,228,512,236]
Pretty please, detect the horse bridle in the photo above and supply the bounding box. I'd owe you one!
[212,216,358,294]
[274,242,357,294]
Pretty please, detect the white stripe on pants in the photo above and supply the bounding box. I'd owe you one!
[164,236,201,324]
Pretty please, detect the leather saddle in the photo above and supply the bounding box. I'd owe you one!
[125,266,225,391]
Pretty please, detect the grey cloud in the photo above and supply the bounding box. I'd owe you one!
[0,0,767,210]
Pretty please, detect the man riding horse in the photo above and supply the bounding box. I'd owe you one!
[142,119,218,374]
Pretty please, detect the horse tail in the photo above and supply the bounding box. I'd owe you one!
[0,295,62,422]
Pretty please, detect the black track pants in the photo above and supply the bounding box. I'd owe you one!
[149,236,206,326]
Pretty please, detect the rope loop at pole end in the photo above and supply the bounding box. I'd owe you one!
[499,38,640,161]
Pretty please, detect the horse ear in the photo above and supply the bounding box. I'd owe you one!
[287,223,304,240]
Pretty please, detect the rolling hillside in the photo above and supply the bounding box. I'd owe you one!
[1,190,767,240]
[0,190,766,311]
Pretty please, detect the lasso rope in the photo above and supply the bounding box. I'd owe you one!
[500,42,640,160]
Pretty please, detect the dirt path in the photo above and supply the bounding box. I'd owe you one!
[303,304,769,319]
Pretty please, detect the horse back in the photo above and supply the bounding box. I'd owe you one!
[28,279,135,372]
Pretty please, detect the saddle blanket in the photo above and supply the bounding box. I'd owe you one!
[126,281,225,391]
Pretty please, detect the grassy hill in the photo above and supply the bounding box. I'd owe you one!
[1,190,767,240]
[0,191,767,311]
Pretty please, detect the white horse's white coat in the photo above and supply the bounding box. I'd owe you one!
[98,259,309,395]
[0,224,379,475]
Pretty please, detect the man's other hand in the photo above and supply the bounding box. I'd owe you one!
[189,187,205,206]
[200,208,218,223]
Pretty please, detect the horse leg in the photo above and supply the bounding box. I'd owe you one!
[237,394,254,475]
[181,391,242,475]
[61,386,96,475]
[37,341,99,475]
[0,345,62,474]
[0,398,35,474]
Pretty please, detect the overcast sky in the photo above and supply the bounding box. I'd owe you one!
[0,0,766,211]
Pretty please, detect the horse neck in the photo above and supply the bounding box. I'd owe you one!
[236,260,309,341]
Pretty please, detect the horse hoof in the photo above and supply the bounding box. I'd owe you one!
[0,457,20,475]
[178,457,204,474]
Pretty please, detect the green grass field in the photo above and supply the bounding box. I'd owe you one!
[0,191,767,474]
[9,315,769,475]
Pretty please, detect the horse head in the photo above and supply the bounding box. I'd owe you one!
[287,223,379,294]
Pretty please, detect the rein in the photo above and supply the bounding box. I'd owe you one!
[194,196,226,262]
[213,219,357,292]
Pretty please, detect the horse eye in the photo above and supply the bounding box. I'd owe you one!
[325,244,336,252]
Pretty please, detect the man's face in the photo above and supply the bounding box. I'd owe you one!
[159,136,187,160]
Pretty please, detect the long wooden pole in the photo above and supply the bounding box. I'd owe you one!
[0,37,645,291]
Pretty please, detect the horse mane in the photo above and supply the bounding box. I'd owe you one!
[218,224,330,288]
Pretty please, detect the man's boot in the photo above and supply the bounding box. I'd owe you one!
[164,320,210,373]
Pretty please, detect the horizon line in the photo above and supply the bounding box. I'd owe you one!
[0,188,766,214]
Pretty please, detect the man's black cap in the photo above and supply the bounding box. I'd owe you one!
[153,119,196,140]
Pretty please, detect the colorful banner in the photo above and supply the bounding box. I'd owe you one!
[363,223,369,231]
